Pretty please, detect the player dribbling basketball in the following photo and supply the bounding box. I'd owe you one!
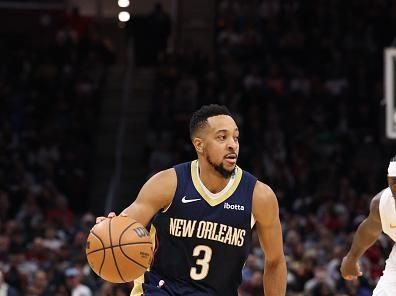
[97,105,287,295]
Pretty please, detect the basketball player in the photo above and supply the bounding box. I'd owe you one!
[340,156,396,295]
[97,105,287,295]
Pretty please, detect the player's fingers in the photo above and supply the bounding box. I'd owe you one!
[96,216,106,224]
[358,271,363,276]
[107,212,116,218]
[343,275,357,281]
[120,212,127,217]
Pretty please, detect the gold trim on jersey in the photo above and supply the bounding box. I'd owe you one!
[130,275,143,296]
[131,224,157,296]
[149,224,157,254]
[190,160,242,206]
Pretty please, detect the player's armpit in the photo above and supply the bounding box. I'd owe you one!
[121,168,177,227]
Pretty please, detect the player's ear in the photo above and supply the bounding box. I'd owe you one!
[192,137,204,153]
[388,176,396,195]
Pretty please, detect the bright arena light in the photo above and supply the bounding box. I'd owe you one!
[118,11,130,22]
[118,0,130,8]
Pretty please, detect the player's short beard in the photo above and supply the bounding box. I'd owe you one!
[206,155,235,179]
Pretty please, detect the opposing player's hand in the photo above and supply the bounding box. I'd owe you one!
[340,256,363,280]
[95,212,127,224]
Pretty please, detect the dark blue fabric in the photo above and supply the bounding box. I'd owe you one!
[145,161,257,296]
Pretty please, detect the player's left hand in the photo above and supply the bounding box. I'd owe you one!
[340,256,363,280]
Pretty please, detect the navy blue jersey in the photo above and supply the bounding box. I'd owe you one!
[132,160,257,296]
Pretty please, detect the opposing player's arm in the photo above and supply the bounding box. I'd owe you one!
[119,168,177,227]
[346,191,383,259]
[252,181,286,296]
[340,190,383,280]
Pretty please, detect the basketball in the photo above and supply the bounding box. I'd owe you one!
[86,216,153,283]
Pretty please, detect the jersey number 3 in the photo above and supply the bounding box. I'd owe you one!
[190,245,212,280]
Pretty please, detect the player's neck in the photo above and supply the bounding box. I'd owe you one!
[197,160,230,194]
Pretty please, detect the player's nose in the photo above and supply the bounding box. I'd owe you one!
[227,139,238,151]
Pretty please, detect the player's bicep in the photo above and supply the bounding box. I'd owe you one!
[363,193,383,236]
[121,169,177,226]
[252,182,284,262]
[256,215,284,263]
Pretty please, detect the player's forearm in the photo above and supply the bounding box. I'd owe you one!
[348,219,381,260]
[263,257,287,296]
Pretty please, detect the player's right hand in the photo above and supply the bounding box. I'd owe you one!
[95,212,127,224]
[340,256,363,280]
[95,212,116,224]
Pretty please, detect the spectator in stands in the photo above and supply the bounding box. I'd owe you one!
[0,270,19,296]
[64,267,92,296]
[26,269,53,296]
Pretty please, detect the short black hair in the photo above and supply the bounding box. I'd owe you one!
[189,104,233,138]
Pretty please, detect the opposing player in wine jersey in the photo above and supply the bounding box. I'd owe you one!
[97,104,286,295]
[341,156,396,295]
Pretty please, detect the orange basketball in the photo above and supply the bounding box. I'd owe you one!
[86,216,153,283]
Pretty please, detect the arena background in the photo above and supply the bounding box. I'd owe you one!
[1,0,396,295]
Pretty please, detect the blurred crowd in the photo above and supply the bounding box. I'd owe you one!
[146,0,396,295]
[0,7,118,296]
[1,0,396,296]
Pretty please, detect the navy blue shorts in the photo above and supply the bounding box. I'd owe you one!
[132,270,216,296]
